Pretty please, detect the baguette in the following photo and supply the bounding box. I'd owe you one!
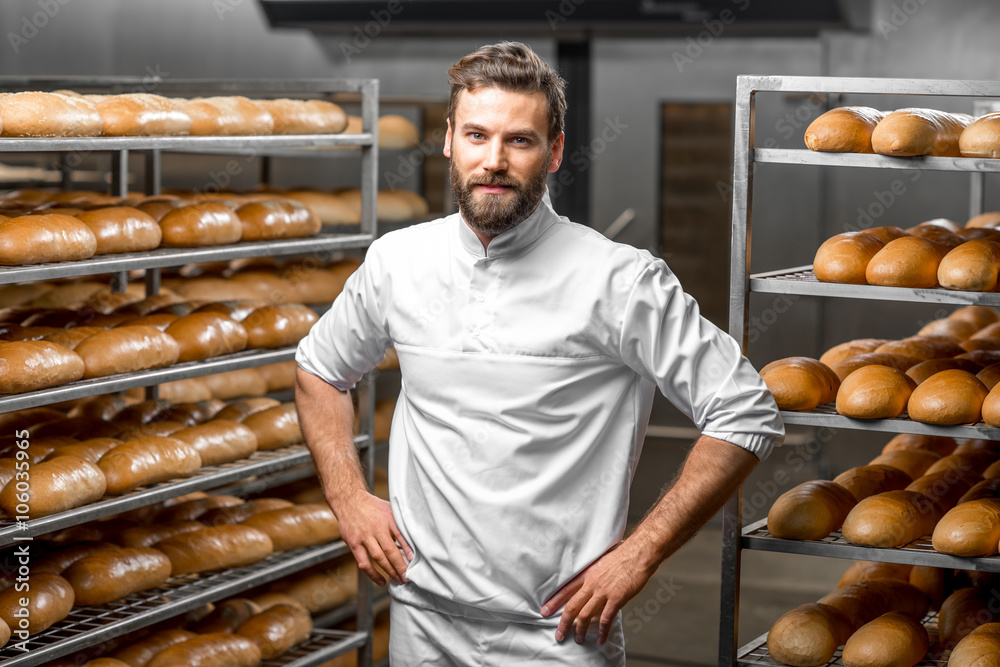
[242,403,302,450]
[803,107,886,153]
[938,239,1000,291]
[76,207,162,255]
[0,572,74,634]
[164,312,247,362]
[906,369,988,424]
[146,633,262,667]
[0,92,102,137]
[237,604,312,660]
[932,498,1000,557]
[759,357,840,411]
[158,203,242,247]
[835,365,916,419]
[63,547,172,606]
[0,455,105,518]
[871,108,972,157]
[154,525,274,575]
[74,326,180,379]
[0,340,85,393]
[840,611,929,667]
[766,602,855,667]
[766,480,857,540]
[98,436,202,495]
[240,503,339,551]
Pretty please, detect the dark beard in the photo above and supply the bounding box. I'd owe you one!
[451,154,550,237]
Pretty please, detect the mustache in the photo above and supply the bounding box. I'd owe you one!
[467,174,520,188]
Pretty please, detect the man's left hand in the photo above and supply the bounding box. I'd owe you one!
[539,540,655,645]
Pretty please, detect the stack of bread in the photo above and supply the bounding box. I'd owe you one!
[812,217,1000,291]
[802,105,999,158]
[759,305,1000,425]
[0,91,350,138]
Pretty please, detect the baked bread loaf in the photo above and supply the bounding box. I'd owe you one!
[146,633,262,667]
[98,436,202,495]
[192,598,262,634]
[0,92,102,137]
[213,397,281,422]
[378,114,420,148]
[906,369,988,424]
[0,455,105,518]
[980,380,1000,426]
[917,317,980,341]
[821,579,929,628]
[940,587,995,647]
[164,312,248,362]
[952,305,1000,329]
[236,199,321,241]
[237,603,312,659]
[958,478,1000,503]
[270,558,357,613]
[838,560,912,587]
[110,628,197,667]
[158,203,243,247]
[93,94,191,136]
[820,339,890,368]
[907,469,983,515]
[283,189,358,226]
[76,207,162,255]
[831,352,917,381]
[960,112,1000,158]
[0,341,85,393]
[32,540,120,575]
[759,357,840,411]
[932,497,1000,557]
[865,235,948,288]
[833,464,912,502]
[115,520,205,549]
[155,495,244,523]
[259,98,348,134]
[836,365,916,419]
[0,213,97,265]
[200,497,294,527]
[243,303,319,349]
[841,490,938,547]
[871,108,973,157]
[242,403,302,450]
[0,572,74,634]
[866,450,940,480]
[813,232,888,284]
[803,107,886,153]
[938,239,1000,291]
[154,525,274,575]
[949,622,1000,666]
[256,361,296,392]
[925,450,1000,475]
[63,547,172,606]
[185,96,274,136]
[906,358,984,384]
[874,336,965,361]
[766,480,857,540]
[170,420,257,467]
[74,326,180,378]
[840,611,929,667]
[240,503,339,551]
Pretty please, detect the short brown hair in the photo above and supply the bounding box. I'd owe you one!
[447,41,566,143]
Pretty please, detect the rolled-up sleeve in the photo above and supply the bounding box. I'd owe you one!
[295,250,391,391]
[618,261,784,460]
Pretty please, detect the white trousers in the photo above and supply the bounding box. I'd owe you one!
[388,599,627,666]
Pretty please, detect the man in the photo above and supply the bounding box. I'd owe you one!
[295,41,783,665]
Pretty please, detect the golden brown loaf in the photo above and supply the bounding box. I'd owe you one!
[0,455,105,518]
[164,312,248,362]
[192,598,262,634]
[0,92,102,137]
[833,464,912,502]
[871,108,973,157]
[185,96,275,136]
[256,361,296,392]
[227,272,302,304]
[766,480,857,541]
[906,469,983,515]
[866,450,939,480]
[110,628,197,667]
[0,213,97,265]
[243,303,319,349]
[283,189,358,226]
[759,357,840,411]
[213,397,281,422]
[74,326,180,379]
[820,339,890,368]
[952,306,1000,330]
[966,211,1000,230]
[836,365,916,419]
[75,207,162,255]
[155,494,243,523]
[240,503,339,551]
[874,336,965,361]
[837,561,912,587]
[98,436,202,495]
[939,587,996,647]
[981,380,1000,426]
[170,419,257,467]
[960,112,1000,158]
[949,623,1000,666]
[840,611,929,667]
[200,497,294,527]
[242,403,302,450]
[841,490,939,548]
[938,239,1000,291]
[865,236,947,288]
[906,369,988,424]
[115,520,205,549]
[62,547,172,606]
[93,94,191,136]
[236,199,321,241]
[925,451,1000,476]
[905,358,984,384]
[0,572,74,634]
[261,98,348,134]
[0,341,85,393]
[821,579,929,628]
[158,203,243,247]
[201,367,269,400]
[917,317,980,341]
[831,353,917,381]
[237,603,312,660]
[804,106,887,153]
[146,632,263,667]
[154,525,274,575]
[32,540,119,575]
[932,498,1000,557]
[378,114,420,148]
[814,232,887,284]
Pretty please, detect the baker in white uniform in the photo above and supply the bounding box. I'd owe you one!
[295,41,783,665]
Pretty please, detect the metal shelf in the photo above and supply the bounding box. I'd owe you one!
[755,148,1000,173]
[778,403,1000,439]
[0,134,372,153]
[0,347,297,415]
[750,267,1000,306]
[0,232,371,285]
[262,629,368,667]
[0,541,350,667]
[170,145,410,160]
[206,461,317,498]
[742,519,1000,572]
[313,590,392,629]
[738,611,947,666]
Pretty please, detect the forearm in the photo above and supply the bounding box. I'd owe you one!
[294,367,368,518]
[625,435,759,575]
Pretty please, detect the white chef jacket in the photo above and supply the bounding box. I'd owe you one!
[296,196,784,625]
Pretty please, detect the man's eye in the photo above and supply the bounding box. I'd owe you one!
[511,137,529,145]
[470,132,484,140]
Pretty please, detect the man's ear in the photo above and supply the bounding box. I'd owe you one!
[548,132,565,173]
[443,119,453,158]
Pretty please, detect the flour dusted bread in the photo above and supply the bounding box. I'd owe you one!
[767,480,857,540]
[759,357,839,411]
[836,365,916,419]
[804,107,886,153]
[841,611,929,667]
[0,92,102,136]
[871,108,973,157]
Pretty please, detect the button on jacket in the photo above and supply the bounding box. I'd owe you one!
[296,196,784,624]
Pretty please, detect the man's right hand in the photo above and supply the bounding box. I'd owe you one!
[336,491,414,586]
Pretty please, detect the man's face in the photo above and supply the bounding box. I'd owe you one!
[445,87,564,237]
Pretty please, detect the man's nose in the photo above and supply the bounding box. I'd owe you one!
[482,138,508,172]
